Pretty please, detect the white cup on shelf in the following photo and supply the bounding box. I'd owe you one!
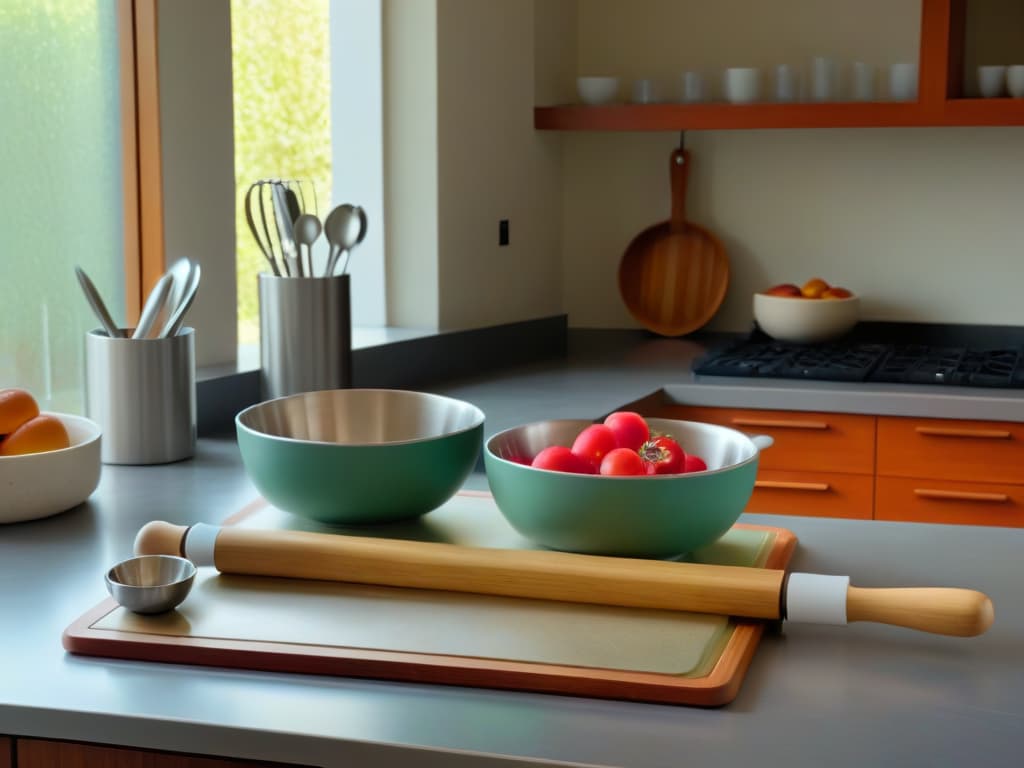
[888,62,918,101]
[632,78,660,104]
[1008,65,1024,98]
[810,56,839,102]
[723,67,761,104]
[774,64,799,102]
[851,62,876,101]
[680,70,707,103]
[978,65,1007,98]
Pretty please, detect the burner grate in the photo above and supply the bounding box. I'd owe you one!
[693,339,1024,389]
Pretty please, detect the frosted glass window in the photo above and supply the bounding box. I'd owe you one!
[0,1,126,413]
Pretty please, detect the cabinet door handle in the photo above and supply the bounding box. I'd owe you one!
[915,426,1011,440]
[755,480,831,492]
[914,489,1010,504]
[732,418,829,430]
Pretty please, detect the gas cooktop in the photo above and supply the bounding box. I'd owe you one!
[693,324,1024,389]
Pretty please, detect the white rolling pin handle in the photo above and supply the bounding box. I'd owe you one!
[183,523,221,567]
[785,572,850,625]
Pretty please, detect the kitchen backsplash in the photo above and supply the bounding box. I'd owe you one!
[561,126,1024,332]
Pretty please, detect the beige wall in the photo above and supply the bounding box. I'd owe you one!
[383,0,440,329]
[553,0,1024,331]
[563,128,1024,331]
[434,0,563,331]
[155,0,1024,350]
[573,0,920,99]
[158,0,237,365]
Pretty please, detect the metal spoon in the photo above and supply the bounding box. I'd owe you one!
[323,204,362,277]
[75,266,123,338]
[293,213,322,277]
[339,206,368,275]
[153,258,193,335]
[160,262,201,338]
[133,272,174,339]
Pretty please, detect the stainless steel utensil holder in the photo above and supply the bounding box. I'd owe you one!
[258,273,352,400]
[85,327,197,465]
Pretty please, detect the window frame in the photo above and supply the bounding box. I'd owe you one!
[117,0,165,323]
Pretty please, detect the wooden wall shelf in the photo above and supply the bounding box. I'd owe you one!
[535,1,1024,132]
[534,99,1024,132]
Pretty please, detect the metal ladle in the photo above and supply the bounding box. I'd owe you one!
[323,204,363,277]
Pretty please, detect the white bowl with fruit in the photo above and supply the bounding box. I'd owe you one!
[754,278,859,344]
[0,388,102,524]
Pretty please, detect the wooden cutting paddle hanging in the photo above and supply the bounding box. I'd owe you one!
[135,521,994,638]
[618,142,730,336]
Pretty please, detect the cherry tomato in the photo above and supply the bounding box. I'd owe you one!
[504,453,533,466]
[571,424,619,471]
[603,411,650,451]
[683,454,708,473]
[531,446,593,474]
[639,436,685,475]
[599,447,647,476]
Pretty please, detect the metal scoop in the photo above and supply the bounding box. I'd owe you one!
[105,554,196,614]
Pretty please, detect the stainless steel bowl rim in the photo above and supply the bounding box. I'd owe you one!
[485,417,768,479]
[105,554,197,589]
[235,388,486,448]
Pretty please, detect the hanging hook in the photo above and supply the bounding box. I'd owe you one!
[675,131,687,165]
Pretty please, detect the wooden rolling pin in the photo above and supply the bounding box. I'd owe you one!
[135,521,994,637]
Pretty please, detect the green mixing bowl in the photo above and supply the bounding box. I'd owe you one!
[484,418,772,558]
[237,389,484,524]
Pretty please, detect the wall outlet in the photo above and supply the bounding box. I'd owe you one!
[499,219,509,246]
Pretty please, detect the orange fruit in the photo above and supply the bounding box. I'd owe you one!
[0,388,40,435]
[801,278,831,299]
[821,286,854,299]
[0,414,70,456]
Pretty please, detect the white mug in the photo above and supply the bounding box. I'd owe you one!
[681,70,706,103]
[810,56,838,102]
[723,67,761,104]
[889,62,918,101]
[774,64,799,102]
[632,78,659,104]
[978,65,1007,98]
[851,62,876,101]
[1008,65,1024,98]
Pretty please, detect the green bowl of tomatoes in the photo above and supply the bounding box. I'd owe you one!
[237,389,485,525]
[483,414,773,558]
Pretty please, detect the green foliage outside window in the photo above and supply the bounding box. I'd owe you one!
[231,0,332,344]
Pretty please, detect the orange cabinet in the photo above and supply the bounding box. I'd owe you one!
[876,476,1024,527]
[877,416,1024,485]
[627,392,1024,524]
[876,415,1024,527]
[748,470,873,520]
[663,405,876,475]
[634,399,876,519]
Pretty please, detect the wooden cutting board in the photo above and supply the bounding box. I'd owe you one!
[64,491,797,706]
[618,148,730,337]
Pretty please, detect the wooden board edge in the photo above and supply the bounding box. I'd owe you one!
[63,615,748,707]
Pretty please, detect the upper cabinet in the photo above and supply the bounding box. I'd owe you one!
[535,0,1024,131]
